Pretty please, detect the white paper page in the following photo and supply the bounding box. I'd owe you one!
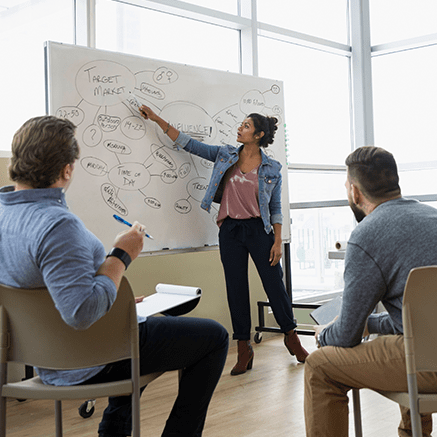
[136,284,201,318]
[155,283,201,296]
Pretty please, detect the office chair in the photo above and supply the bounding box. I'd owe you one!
[352,266,437,437]
[0,277,164,437]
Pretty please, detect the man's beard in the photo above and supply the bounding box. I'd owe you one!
[350,202,366,223]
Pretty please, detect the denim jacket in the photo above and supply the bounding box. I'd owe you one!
[174,132,283,234]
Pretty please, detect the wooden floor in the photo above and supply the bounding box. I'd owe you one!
[4,334,435,436]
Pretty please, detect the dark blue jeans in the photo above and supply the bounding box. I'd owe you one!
[219,217,296,340]
[88,316,228,436]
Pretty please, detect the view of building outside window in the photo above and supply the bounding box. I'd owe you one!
[290,206,352,301]
[288,170,352,301]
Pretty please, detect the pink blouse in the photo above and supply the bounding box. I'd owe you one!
[217,164,261,226]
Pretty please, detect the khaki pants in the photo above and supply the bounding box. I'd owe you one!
[304,335,437,437]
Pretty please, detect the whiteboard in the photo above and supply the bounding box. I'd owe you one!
[45,41,290,253]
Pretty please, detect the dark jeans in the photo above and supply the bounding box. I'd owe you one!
[86,316,228,436]
[219,217,296,340]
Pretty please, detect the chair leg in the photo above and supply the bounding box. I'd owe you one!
[132,358,141,437]
[0,363,7,437]
[409,408,423,437]
[407,374,423,437]
[352,389,363,437]
[55,400,63,437]
[0,396,6,437]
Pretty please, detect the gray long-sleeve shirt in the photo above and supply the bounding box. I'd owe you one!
[320,197,437,348]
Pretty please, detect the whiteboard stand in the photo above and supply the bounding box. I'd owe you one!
[254,243,318,344]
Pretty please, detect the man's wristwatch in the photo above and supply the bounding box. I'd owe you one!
[106,247,132,270]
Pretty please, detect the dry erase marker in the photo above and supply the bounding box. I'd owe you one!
[113,214,154,240]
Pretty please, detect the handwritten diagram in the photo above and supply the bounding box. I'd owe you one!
[46,42,288,252]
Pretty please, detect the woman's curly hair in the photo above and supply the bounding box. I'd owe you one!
[248,113,278,148]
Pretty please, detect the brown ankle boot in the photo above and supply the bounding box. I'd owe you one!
[284,330,309,363]
[230,340,254,376]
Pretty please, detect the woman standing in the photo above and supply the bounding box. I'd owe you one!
[140,105,308,375]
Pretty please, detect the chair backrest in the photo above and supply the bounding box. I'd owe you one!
[0,276,139,370]
[402,266,437,373]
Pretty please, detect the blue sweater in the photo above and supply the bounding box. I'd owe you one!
[0,186,117,385]
[320,197,437,348]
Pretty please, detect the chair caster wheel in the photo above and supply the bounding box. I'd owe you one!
[78,400,96,418]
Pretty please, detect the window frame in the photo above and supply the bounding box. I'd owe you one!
[7,0,437,295]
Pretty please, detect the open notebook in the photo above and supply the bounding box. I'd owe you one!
[136,284,202,317]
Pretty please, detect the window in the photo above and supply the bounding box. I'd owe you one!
[95,0,240,74]
[370,0,437,45]
[257,0,349,44]
[0,0,74,152]
[372,45,437,165]
[180,0,238,15]
[258,38,351,166]
[6,1,435,303]
[257,2,351,298]
[291,205,353,301]
[400,168,437,198]
[288,171,347,204]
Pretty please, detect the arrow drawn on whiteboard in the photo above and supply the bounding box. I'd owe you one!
[189,154,200,177]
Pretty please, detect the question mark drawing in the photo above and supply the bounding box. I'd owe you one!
[83,124,102,147]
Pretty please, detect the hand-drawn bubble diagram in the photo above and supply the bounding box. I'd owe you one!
[56,57,284,231]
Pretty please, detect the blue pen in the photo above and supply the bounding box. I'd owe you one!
[113,214,154,240]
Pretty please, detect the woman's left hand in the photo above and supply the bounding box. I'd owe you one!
[269,240,282,266]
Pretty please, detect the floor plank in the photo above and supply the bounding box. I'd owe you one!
[4,334,432,436]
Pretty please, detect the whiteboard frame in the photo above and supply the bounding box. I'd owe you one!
[44,41,291,254]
